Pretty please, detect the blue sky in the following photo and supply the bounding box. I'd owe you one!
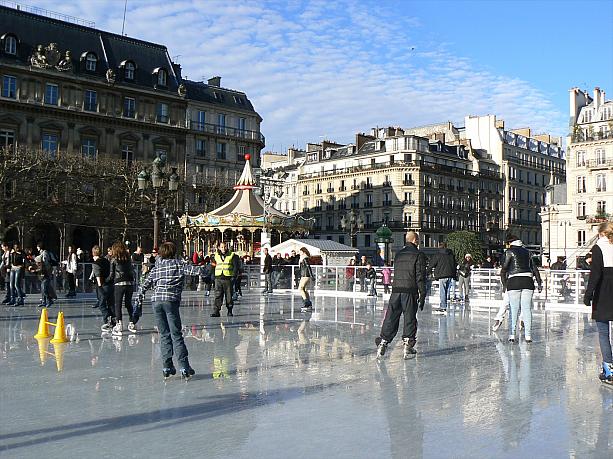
[27,0,613,151]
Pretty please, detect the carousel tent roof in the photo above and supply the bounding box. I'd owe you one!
[271,239,358,256]
[208,157,288,219]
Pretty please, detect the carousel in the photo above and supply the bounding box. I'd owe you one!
[179,154,313,258]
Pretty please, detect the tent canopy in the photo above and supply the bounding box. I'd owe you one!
[271,239,358,265]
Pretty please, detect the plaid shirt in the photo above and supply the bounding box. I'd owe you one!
[136,258,204,306]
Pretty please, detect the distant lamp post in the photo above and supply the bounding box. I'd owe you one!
[137,153,179,250]
[341,210,364,247]
[559,220,571,260]
[375,224,393,263]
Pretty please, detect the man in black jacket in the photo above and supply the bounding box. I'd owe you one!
[262,248,273,294]
[376,231,427,359]
[429,242,457,313]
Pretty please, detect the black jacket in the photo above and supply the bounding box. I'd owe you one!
[584,239,613,321]
[108,259,134,284]
[391,243,427,298]
[500,245,541,286]
[263,254,273,274]
[299,258,314,278]
[430,249,457,280]
[457,260,472,277]
[92,257,111,285]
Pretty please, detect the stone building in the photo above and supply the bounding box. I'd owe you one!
[0,4,263,254]
[263,127,504,256]
[540,87,613,266]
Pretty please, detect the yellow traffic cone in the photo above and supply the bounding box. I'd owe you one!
[34,308,52,339]
[34,336,50,366]
[50,311,69,344]
[52,342,67,372]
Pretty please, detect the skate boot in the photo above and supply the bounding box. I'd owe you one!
[112,320,123,336]
[492,319,503,332]
[162,367,177,379]
[301,300,313,312]
[375,337,388,358]
[599,362,613,384]
[180,367,196,380]
[403,338,417,359]
[127,322,137,333]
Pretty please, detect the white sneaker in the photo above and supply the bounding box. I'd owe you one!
[128,322,137,333]
[112,321,123,336]
[101,322,112,333]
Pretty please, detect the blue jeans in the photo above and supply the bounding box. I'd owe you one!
[153,300,190,369]
[439,278,452,309]
[9,269,24,302]
[596,321,613,363]
[508,289,533,338]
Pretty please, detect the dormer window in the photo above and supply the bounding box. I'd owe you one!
[157,68,167,87]
[124,61,135,80]
[85,52,97,72]
[2,34,17,55]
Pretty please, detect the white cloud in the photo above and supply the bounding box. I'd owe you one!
[28,0,566,149]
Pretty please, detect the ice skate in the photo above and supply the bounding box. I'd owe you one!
[402,338,417,359]
[162,367,177,380]
[492,319,503,332]
[112,320,123,336]
[599,362,613,385]
[375,337,388,358]
[180,367,195,381]
[127,321,137,333]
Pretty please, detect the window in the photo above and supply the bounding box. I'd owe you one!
[216,142,226,160]
[125,61,135,80]
[84,90,97,112]
[42,133,58,157]
[0,129,15,150]
[238,117,246,137]
[596,174,607,192]
[596,149,606,165]
[157,103,169,123]
[44,83,58,105]
[195,110,205,131]
[85,53,97,72]
[364,234,371,247]
[578,230,586,247]
[238,145,246,161]
[121,144,134,165]
[81,138,97,159]
[4,35,16,55]
[157,69,167,87]
[577,202,586,217]
[123,97,136,118]
[576,176,586,193]
[2,75,16,98]
[597,201,607,215]
[195,139,206,157]
[217,114,226,134]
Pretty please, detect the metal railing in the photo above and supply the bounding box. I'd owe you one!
[189,121,265,143]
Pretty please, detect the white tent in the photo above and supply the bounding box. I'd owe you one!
[271,239,358,266]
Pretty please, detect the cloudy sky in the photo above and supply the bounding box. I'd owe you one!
[28,0,613,151]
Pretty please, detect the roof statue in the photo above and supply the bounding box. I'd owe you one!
[179,155,313,234]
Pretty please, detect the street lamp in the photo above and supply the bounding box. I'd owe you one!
[341,210,364,247]
[559,220,571,261]
[137,153,179,250]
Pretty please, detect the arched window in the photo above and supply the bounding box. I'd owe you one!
[85,53,97,71]
[3,34,17,55]
[157,68,167,87]
[125,61,135,80]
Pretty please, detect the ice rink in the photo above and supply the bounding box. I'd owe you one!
[1,292,611,458]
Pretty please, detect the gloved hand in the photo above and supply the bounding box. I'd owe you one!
[583,296,591,307]
[537,284,543,293]
[418,297,425,311]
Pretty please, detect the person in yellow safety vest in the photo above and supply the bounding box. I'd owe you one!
[211,242,239,317]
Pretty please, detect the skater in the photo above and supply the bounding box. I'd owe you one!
[135,241,204,379]
[64,245,78,298]
[357,255,368,292]
[108,241,136,335]
[9,243,26,306]
[491,291,526,333]
[298,247,315,311]
[1,242,12,304]
[365,263,377,296]
[429,242,457,314]
[92,246,115,332]
[583,222,613,383]
[262,247,273,294]
[345,258,356,292]
[376,231,427,359]
[500,235,542,343]
[457,254,472,301]
[382,262,392,294]
[211,242,239,317]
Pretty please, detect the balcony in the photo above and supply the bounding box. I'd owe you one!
[303,191,309,196]
[315,188,323,194]
[571,130,613,144]
[351,203,360,209]
[382,201,392,207]
[327,187,334,193]
[338,203,347,210]
[364,202,373,208]
[326,204,334,211]
[361,183,373,190]
[382,181,392,187]
[586,214,612,224]
[351,185,360,190]
[314,206,322,212]
[325,225,335,231]
[403,199,416,205]
[339,186,346,191]
[588,158,613,169]
[189,121,265,144]
[403,179,415,186]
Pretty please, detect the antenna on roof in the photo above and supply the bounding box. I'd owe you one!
[121,0,128,36]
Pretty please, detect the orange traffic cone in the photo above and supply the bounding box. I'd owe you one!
[50,311,69,344]
[34,308,52,339]
[52,342,67,372]
[34,336,50,366]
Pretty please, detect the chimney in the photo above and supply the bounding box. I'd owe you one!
[287,147,296,164]
[356,133,374,152]
[594,87,601,111]
[208,76,221,87]
[172,63,182,79]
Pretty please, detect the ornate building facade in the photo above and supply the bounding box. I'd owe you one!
[0,5,263,254]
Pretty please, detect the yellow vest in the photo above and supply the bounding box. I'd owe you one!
[214,252,235,277]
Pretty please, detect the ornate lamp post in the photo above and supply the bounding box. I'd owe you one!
[137,153,179,250]
[341,210,364,248]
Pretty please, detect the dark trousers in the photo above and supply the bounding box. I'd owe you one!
[214,278,234,313]
[153,300,189,369]
[359,276,367,292]
[114,284,134,323]
[380,292,419,344]
[2,279,10,301]
[97,284,115,322]
[66,272,76,295]
[264,272,273,292]
[40,277,51,305]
